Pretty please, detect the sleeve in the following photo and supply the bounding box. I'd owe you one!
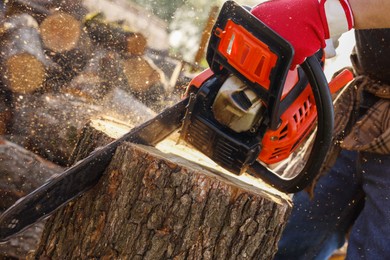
[319,0,354,38]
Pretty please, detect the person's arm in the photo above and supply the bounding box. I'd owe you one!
[350,0,390,29]
[251,0,390,68]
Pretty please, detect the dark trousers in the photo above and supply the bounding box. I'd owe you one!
[274,150,390,259]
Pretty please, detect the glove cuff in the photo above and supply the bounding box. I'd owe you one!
[320,0,354,38]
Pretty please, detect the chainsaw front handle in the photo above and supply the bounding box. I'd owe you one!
[247,55,334,193]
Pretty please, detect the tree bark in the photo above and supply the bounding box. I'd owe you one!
[0,138,63,210]
[32,119,292,259]
[0,137,64,259]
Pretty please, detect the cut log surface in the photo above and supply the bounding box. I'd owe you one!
[0,137,64,259]
[0,14,52,94]
[122,56,166,93]
[4,53,46,93]
[39,12,92,84]
[39,12,82,53]
[121,55,167,110]
[32,119,292,259]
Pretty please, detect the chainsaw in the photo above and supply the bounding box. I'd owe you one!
[0,1,353,241]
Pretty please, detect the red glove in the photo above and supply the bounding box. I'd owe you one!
[251,0,354,68]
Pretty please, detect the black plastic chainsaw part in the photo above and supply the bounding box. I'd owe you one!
[0,97,189,242]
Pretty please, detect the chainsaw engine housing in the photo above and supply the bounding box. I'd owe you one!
[180,1,351,193]
[180,1,311,174]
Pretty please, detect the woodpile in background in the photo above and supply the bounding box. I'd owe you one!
[0,0,187,258]
[0,0,184,167]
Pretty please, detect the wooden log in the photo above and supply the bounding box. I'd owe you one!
[40,11,92,84]
[122,56,165,93]
[68,117,132,163]
[61,71,109,101]
[0,137,64,259]
[4,0,87,24]
[43,39,92,88]
[4,0,51,23]
[44,0,88,20]
[31,119,292,259]
[121,55,167,110]
[9,89,155,165]
[76,49,168,112]
[85,13,147,56]
[40,11,82,53]
[0,137,64,209]
[101,87,157,124]
[60,48,126,101]
[55,48,157,123]
[0,90,12,135]
[0,14,54,94]
[146,49,184,93]
[8,93,108,165]
[0,1,6,22]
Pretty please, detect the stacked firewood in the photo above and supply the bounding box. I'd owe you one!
[0,1,178,257]
[0,0,179,165]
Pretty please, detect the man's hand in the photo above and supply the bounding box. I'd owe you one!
[251,0,353,68]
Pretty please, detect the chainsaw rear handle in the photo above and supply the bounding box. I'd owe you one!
[247,55,334,193]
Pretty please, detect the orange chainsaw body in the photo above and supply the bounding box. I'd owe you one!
[185,22,353,165]
[180,1,353,192]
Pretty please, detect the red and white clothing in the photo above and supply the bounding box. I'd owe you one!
[251,0,354,67]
